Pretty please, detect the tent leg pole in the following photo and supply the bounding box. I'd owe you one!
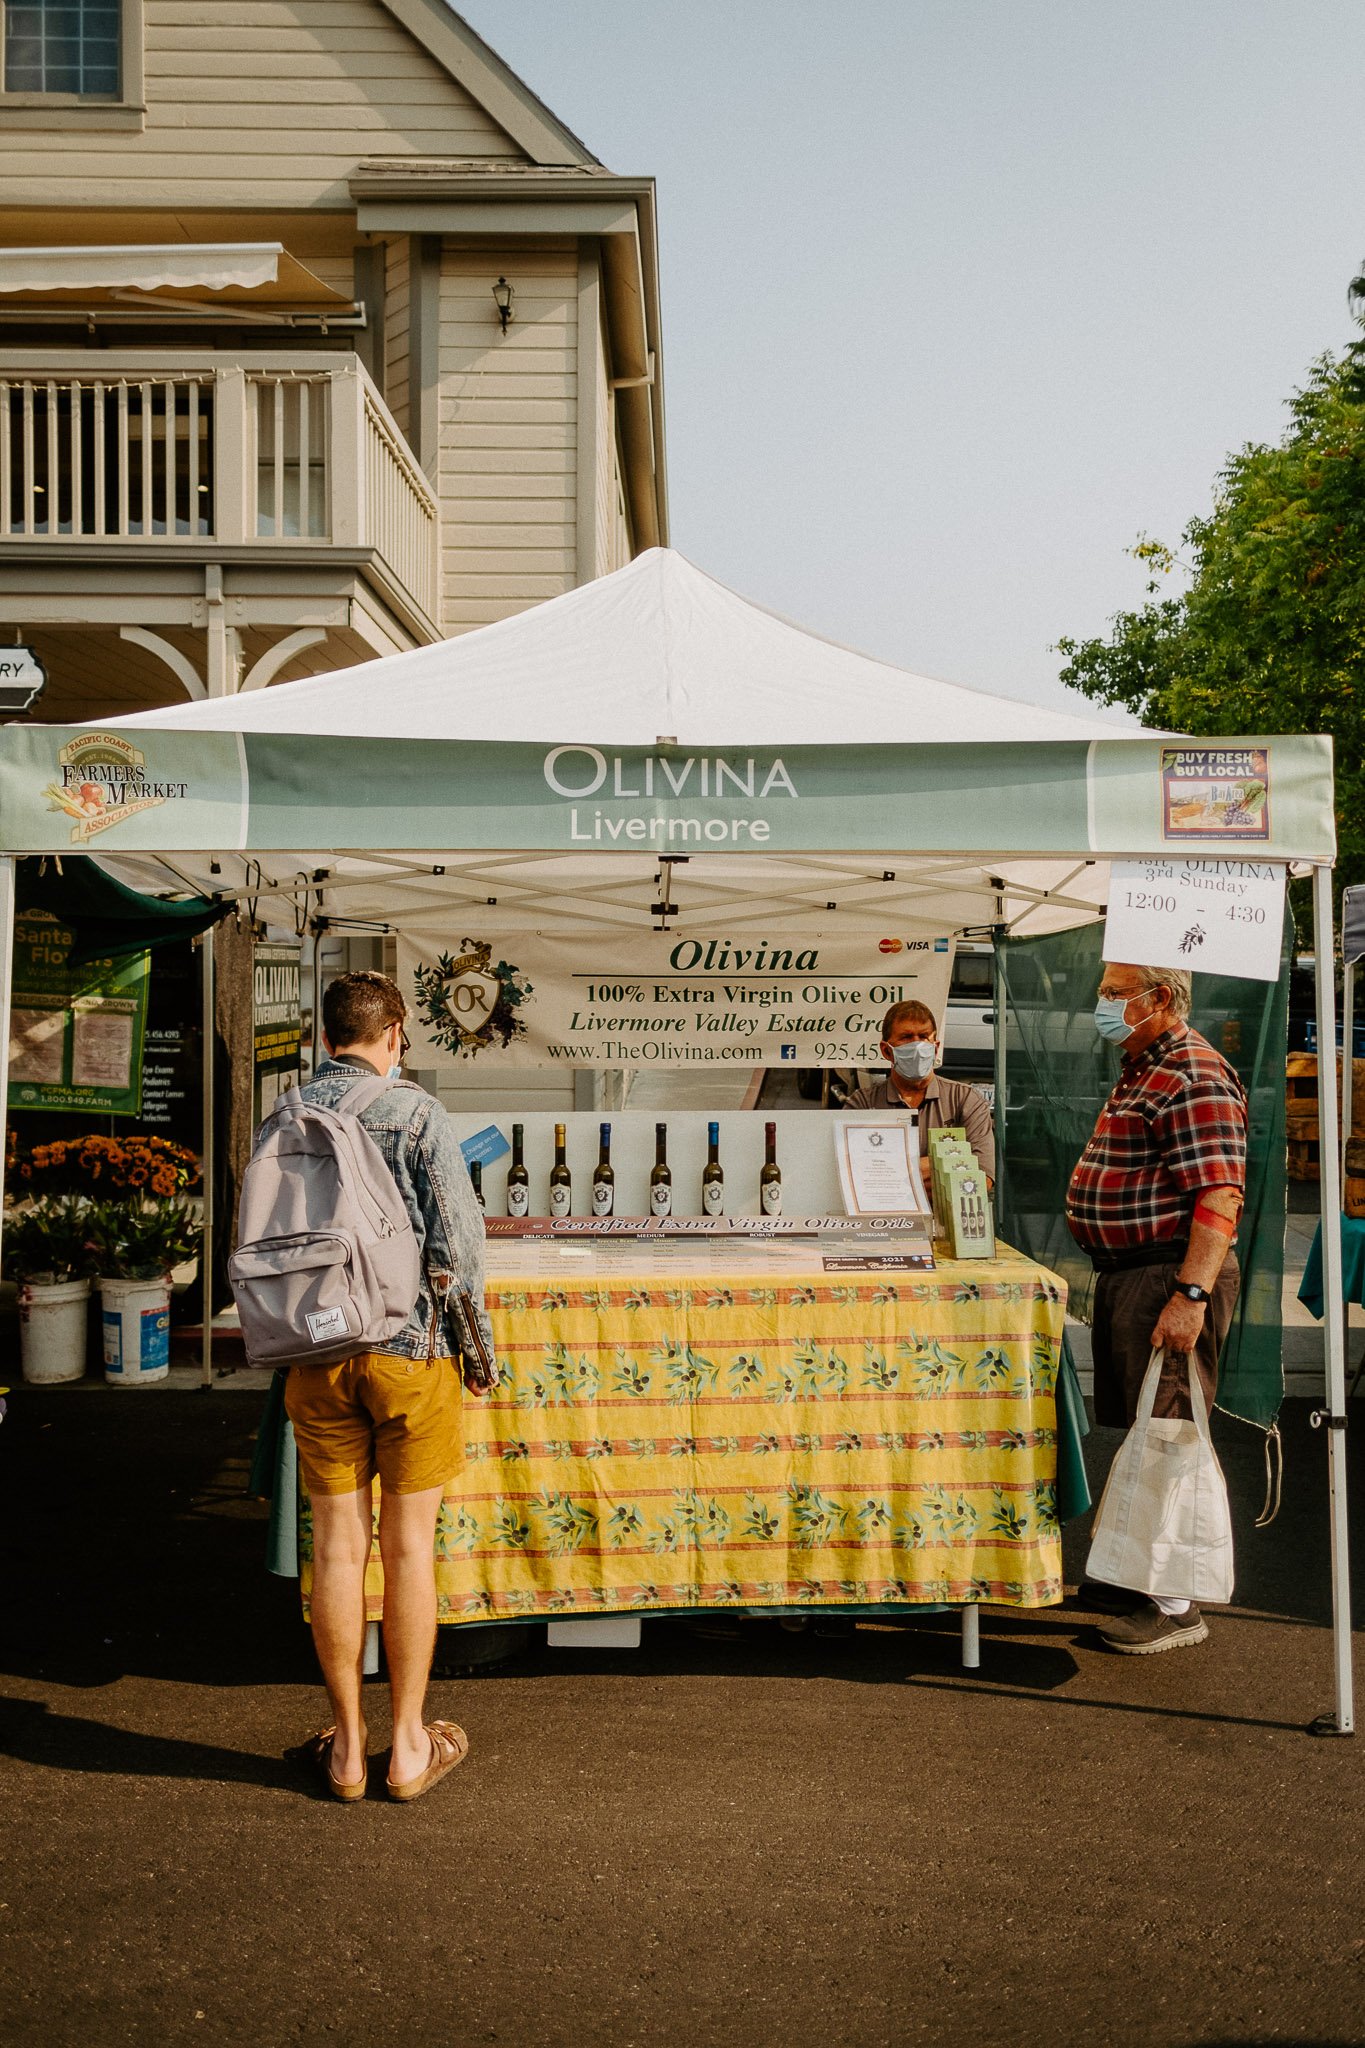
[312,928,324,1077]
[0,858,15,1280]
[1343,962,1355,1190]
[992,929,1007,1216]
[1312,863,1354,1735]
[200,930,215,1390]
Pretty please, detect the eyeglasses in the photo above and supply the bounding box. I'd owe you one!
[395,1025,411,1058]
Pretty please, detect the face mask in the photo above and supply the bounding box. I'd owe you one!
[1094,993,1149,1044]
[387,1063,402,1078]
[890,1040,936,1081]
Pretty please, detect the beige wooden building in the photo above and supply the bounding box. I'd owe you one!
[0,0,667,722]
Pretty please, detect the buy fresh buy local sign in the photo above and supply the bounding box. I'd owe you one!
[396,930,955,1070]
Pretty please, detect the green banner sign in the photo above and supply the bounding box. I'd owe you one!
[8,905,149,1116]
[0,725,1336,863]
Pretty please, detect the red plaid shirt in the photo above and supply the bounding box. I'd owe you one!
[1066,1023,1248,1259]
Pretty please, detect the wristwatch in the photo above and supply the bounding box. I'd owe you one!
[1171,1281,1210,1305]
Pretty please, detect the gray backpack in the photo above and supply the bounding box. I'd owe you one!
[229,1074,421,1368]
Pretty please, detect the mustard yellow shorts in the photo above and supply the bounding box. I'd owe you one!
[284,1350,464,1497]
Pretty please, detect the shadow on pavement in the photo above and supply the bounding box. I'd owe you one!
[0,1694,306,1794]
[0,1385,1357,1701]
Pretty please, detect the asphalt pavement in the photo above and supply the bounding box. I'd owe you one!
[1,1386,1362,2048]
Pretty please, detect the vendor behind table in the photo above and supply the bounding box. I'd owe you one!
[840,1000,995,1185]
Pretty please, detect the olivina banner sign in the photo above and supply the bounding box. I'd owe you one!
[395,930,956,1071]
[0,727,1336,861]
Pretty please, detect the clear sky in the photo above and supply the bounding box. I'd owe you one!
[460,0,1365,719]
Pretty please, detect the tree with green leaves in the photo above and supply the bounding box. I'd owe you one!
[1056,283,1365,884]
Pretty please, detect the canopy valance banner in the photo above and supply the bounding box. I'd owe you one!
[0,726,1336,863]
[396,929,955,1071]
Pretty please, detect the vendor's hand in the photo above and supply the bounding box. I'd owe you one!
[1151,1293,1206,1356]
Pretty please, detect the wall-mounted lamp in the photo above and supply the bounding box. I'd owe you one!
[492,276,515,333]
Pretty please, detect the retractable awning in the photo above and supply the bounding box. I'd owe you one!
[0,243,355,311]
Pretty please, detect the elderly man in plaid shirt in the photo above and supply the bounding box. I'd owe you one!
[1067,961,1247,1655]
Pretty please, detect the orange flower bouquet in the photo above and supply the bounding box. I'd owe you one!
[12,1135,201,1202]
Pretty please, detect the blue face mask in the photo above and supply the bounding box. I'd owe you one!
[1094,993,1148,1044]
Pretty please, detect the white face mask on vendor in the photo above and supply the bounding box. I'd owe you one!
[889,1040,937,1082]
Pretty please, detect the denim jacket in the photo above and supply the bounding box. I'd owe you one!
[302,1058,496,1375]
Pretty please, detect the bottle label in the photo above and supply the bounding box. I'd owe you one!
[592,1182,614,1217]
[549,1184,571,1218]
[507,1184,529,1217]
[702,1181,725,1215]
[650,1182,672,1216]
[761,1181,782,1216]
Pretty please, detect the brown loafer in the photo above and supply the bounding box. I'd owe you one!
[386,1721,470,1803]
[286,1727,369,1803]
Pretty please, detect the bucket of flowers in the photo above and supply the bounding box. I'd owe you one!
[5,1195,98,1384]
[8,1136,202,1387]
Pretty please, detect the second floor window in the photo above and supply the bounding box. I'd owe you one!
[5,0,120,95]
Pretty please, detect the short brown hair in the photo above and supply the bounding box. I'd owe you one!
[882,999,937,1039]
[323,970,406,1049]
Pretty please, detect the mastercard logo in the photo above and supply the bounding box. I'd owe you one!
[878,939,902,954]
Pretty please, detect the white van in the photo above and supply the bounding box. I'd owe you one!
[942,942,995,1086]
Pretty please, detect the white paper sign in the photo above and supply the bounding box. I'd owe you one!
[1103,857,1285,982]
[834,1121,931,1217]
[397,929,954,1070]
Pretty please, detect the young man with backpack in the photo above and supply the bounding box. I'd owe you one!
[235,970,496,1803]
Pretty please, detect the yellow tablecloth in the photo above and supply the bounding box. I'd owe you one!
[299,1245,1069,1625]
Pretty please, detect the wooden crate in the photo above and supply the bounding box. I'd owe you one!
[1284,1055,1365,1135]
[1287,1137,1320,1182]
[1347,1176,1365,1220]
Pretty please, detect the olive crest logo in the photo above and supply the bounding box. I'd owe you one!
[412,939,533,1060]
[42,732,189,844]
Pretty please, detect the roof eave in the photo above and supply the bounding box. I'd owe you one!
[378,0,599,167]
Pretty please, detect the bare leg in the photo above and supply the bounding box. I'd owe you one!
[307,1484,374,1786]
[377,1481,445,1785]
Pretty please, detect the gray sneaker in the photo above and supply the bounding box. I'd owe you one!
[1099,1600,1209,1655]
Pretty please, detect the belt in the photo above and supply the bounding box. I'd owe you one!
[1088,1239,1188,1275]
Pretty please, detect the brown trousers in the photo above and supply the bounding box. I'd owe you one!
[1091,1253,1240,1428]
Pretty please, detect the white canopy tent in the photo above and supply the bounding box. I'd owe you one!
[0,548,1350,1733]
[103,547,1140,940]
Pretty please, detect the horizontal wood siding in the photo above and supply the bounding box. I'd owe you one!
[384,236,411,438]
[437,244,578,632]
[0,0,526,207]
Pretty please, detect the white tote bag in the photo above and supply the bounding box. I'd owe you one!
[1086,1347,1235,1605]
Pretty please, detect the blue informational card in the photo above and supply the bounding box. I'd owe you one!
[460,1124,511,1169]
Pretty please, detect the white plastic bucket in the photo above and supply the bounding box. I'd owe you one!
[18,1277,91,1385]
[100,1277,171,1386]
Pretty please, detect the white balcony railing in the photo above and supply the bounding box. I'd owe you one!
[0,352,439,625]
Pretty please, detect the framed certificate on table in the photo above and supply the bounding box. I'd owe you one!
[834,1120,931,1217]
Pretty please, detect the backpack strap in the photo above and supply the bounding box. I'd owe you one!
[335,1072,424,1118]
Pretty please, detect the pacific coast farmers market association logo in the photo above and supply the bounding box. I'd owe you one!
[413,939,533,1060]
[43,733,188,844]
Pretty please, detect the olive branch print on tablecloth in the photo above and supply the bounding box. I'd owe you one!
[652,1338,721,1402]
[988,1488,1030,1540]
[534,1491,600,1555]
[338,1257,1073,1630]
[517,1342,600,1408]
[788,1482,848,1548]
